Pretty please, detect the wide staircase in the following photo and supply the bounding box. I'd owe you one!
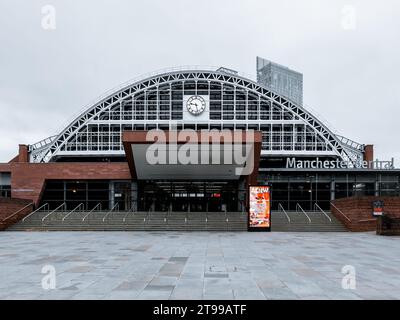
[6,202,347,232]
[271,204,347,232]
[7,204,248,231]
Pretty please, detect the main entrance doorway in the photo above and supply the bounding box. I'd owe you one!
[138,181,239,212]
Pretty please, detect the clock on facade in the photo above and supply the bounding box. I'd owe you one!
[186,95,206,115]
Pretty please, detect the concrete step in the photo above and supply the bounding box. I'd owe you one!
[9,210,346,232]
[8,210,248,231]
[270,211,347,232]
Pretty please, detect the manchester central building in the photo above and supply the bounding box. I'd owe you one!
[1,57,399,232]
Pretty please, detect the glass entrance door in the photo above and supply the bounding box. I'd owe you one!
[113,182,133,210]
[138,181,238,212]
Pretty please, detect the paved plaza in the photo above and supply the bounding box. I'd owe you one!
[0,231,399,300]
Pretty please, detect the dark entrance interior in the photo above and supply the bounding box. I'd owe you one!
[138,180,239,212]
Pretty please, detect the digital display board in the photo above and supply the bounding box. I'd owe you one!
[248,185,271,231]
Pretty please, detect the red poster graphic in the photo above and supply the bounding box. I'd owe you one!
[248,186,271,230]
[372,200,384,216]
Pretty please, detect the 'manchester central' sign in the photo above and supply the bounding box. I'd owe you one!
[286,157,395,170]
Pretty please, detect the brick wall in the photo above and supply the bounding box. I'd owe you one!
[8,162,132,206]
[0,163,11,172]
[364,145,374,166]
[331,196,400,232]
[0,198,34,230]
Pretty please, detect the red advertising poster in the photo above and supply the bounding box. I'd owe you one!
[248,185,271,231]
[372,200,384,216]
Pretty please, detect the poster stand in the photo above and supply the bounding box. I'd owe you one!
[248,185,271,232]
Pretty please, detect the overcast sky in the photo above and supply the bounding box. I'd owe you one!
[0,0,399,165]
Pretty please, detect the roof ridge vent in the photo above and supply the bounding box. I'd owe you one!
[216,67,238,76]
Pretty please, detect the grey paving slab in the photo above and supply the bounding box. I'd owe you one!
[145,285,175,291]
[204,273,229,278]
[170,291,203,300]
[113,280,148,291]
[0,231,399,300]
[102,290,141,300]
[137,290,172,300]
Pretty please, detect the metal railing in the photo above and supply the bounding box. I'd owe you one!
[314,203,332,222]
[102,203,119,222]
[278,203,291,223]
[2,202,34,222]
[239,200,246,214]
[165,208,169,223]
[123,209,135,222]
[296,203,311,223]
[329,201,351,223]
[62,203,84,222]
[22,203,49,222]
[82,203,102,222]
[42,203,66,222]
[144,207,152,223]
[336,135,365,152]
[359,218,375,223]
[28,135,57,152]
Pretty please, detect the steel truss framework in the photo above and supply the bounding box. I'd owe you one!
[30,70,364,163]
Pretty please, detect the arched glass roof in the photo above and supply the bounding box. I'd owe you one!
[29,68,364,163]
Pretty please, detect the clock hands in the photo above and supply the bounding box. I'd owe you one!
[189,101,200,111]
[187,96,205,115]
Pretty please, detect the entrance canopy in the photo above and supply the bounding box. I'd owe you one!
[122,130,261,181]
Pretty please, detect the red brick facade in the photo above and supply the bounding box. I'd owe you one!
[18,144,29,163]
[331,196,400,231]
[1,162,132,206]
[364,145,374,164]
[0,198,34,230]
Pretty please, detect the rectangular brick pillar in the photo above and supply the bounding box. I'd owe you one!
[364,145,374,168]
[18,144,29,163]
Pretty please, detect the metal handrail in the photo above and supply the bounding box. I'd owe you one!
[165,208,169,223]
[314,203,332,222]
[62,203,84,222]
[102,203,119,222]
[123,209,135,222]
[82,203,102,222]
[2,202,34,222]
[278,203,291,223]
[22,203,49,222]
[330,201,351,222]
[144,207,151,223]
[42,203,66,222]
[296,203,311,223]
[359,218,375,222]
[314,203,332,221]
[239,200,246,214]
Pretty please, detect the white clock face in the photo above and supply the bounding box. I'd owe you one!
[186,96,206,115]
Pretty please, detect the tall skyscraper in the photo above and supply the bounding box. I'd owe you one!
[256,56,303,105]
